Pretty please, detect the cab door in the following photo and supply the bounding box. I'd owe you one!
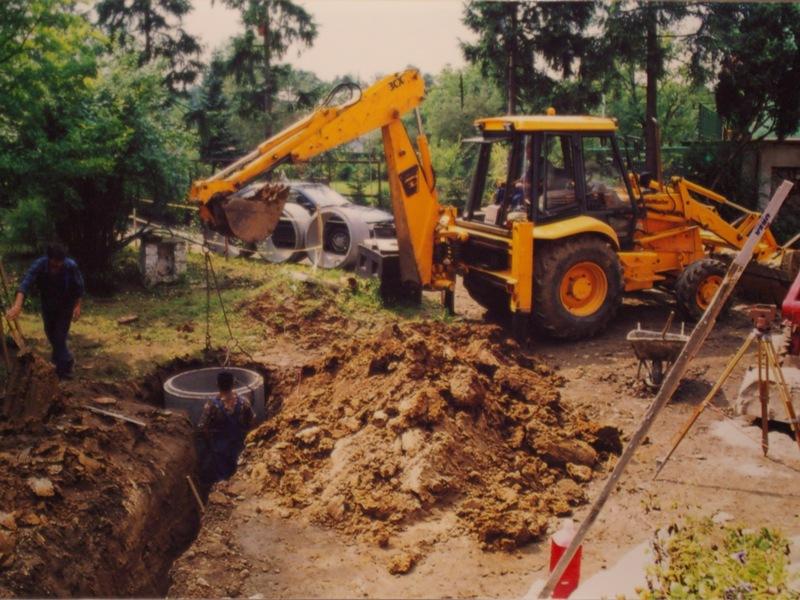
[578,134,637,249]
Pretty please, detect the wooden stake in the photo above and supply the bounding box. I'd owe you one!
[538,179,794,599]
[186,475,205,514]
[0,261,25,347]
[83,405,147,427]
[0,317,10,373]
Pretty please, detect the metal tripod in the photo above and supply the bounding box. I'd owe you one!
[654,305,800,479]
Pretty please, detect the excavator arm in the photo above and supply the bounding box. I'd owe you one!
[188,69,443,288]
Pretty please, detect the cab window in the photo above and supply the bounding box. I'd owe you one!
[464,137,517,225]
[582,135,631,211]
[539,134,579,216]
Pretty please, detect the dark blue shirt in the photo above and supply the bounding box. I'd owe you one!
[18,256,84,312]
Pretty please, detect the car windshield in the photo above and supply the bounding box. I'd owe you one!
[296,185,350,208]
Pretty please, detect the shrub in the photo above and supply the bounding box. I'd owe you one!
[1,196,54,252]
[641,517,795,599]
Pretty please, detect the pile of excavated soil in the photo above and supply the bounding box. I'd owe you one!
[236,320,621,553]
[241,277,384,351]
[0,372,200,597]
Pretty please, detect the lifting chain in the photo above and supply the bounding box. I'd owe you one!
[202,245,255,366]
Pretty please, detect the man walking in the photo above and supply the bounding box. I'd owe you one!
[5,243,84,379]
[197,371,255,484]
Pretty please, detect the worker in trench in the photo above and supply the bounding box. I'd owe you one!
[197,371,255,484]
[5,243,84,380]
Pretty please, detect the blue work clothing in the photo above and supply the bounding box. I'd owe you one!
[42,307,74,377]
[198,395,254,484]
[17,256,84,377]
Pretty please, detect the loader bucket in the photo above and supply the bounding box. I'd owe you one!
[735,353,800,424]
[738,248,800,305]
[207,181,290,245]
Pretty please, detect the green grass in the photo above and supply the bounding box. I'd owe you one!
[1,246,448,381]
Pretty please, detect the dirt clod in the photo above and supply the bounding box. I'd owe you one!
[387,551,417,575]
[27,477,55,498]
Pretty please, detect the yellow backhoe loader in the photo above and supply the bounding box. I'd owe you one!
[188,68,798,340]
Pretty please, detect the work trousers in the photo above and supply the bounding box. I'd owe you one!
[42,307,74,377]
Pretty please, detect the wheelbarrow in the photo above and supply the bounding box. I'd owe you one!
[626,312,689,390]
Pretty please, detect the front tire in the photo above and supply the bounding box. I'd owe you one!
[533,237,623,340]
[674,258,728,321]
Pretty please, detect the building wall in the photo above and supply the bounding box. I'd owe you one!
[756,140,800,209]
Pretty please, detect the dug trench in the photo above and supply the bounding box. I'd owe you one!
[0,314,622,597]
[166,320,623,597]
[0,350,283,598]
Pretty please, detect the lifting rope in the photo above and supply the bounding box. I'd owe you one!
[126,216,255,367]
[201,245,255,366]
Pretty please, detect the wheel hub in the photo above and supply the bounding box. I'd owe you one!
[559,262,609,317]
[696,275,722,309]
[570,276,593,301]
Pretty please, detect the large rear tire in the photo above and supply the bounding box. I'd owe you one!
[674,258,729,321]
[533,237,623,340]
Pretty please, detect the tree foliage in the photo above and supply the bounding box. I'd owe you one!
[603,1,694,171]
[421,65,503,144]
[215,0,317,135]
[186,52,240,169]
[690,3,800,141]
[462,1,608,114]
[95,0,203,93]
[0,1,196,289]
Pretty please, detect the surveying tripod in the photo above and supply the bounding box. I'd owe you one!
[654,305,800,479]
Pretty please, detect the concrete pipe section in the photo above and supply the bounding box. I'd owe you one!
[259,202,313,264]
[305,207,370,269]
[163,367,266,426]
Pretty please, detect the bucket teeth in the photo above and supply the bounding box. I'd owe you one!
[216,182,290,244]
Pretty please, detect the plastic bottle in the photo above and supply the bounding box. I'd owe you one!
[548,519,582,598]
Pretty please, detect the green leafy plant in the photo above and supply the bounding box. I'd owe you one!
[641,517,796,599]
[1,195,53,251]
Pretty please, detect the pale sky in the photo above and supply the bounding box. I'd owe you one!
[183,0,475,81]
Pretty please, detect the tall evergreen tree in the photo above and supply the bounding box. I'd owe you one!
[95,0,203,93]
[461,1,608,115]
[604,2,693,173]
[215,0,317,136]
[186,53,240,169]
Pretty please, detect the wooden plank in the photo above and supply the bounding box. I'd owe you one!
[186,475,205,514]
[538,179,794,598]
[83,405,147,427]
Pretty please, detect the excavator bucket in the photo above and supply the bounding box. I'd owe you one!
[208,181,290,245]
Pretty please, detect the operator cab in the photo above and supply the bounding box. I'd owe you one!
[462,114,638,249]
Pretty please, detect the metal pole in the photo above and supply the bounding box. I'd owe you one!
[538,179,793,599]
[760,339,769,455]
[765,341,800,452]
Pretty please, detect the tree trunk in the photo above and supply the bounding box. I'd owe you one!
[506,2,518,115]
[263,1,272,138]
[644,11,659,174]
[143,0,152,64]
